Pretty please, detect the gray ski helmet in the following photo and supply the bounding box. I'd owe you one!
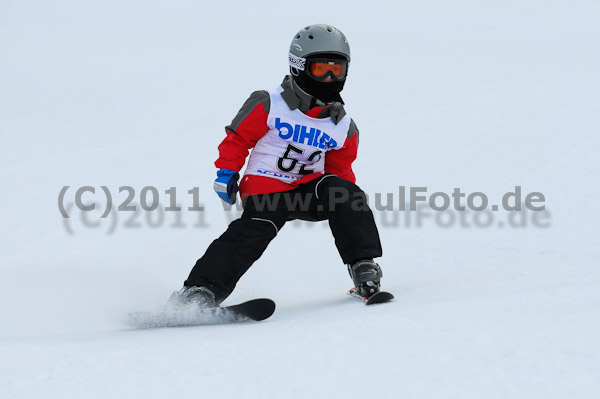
[288,24,351,72]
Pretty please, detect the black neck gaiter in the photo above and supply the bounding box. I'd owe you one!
[293,72,346,104]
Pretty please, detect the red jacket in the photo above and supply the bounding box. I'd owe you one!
[215,76,359,199]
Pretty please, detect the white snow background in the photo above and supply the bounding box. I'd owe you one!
[1,0,599,398]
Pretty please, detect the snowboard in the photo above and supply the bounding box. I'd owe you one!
[128,298,276,329]
[348,288,394,305]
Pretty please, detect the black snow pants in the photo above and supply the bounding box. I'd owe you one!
[185,174,383,303]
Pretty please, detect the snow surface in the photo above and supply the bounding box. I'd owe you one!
[1,0,599,398]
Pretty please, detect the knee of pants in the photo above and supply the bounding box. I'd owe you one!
[237,215,283,238]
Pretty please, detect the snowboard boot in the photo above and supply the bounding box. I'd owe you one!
[167,286,217,309]
[347,259,383,298]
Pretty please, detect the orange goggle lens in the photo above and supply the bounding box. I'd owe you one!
[308,61,347,79]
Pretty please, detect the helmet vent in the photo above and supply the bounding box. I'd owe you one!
[296,35,301,39]
[308,35,314,39]
[326,27,333,32]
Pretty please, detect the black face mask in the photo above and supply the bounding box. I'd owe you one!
[293,71,346,103]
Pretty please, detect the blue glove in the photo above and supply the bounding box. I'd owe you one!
[213,169,240,204]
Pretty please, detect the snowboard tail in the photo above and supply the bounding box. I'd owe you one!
[348,288,394,305]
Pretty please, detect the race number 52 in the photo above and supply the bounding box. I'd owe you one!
[277,144,322,175]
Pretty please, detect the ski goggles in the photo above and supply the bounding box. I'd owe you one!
[306,58,348,81]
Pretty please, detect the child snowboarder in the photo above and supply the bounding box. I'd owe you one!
[171,24,385,307]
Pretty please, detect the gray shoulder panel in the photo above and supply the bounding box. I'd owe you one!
[226,90,270,132]
[347,118,359,144]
